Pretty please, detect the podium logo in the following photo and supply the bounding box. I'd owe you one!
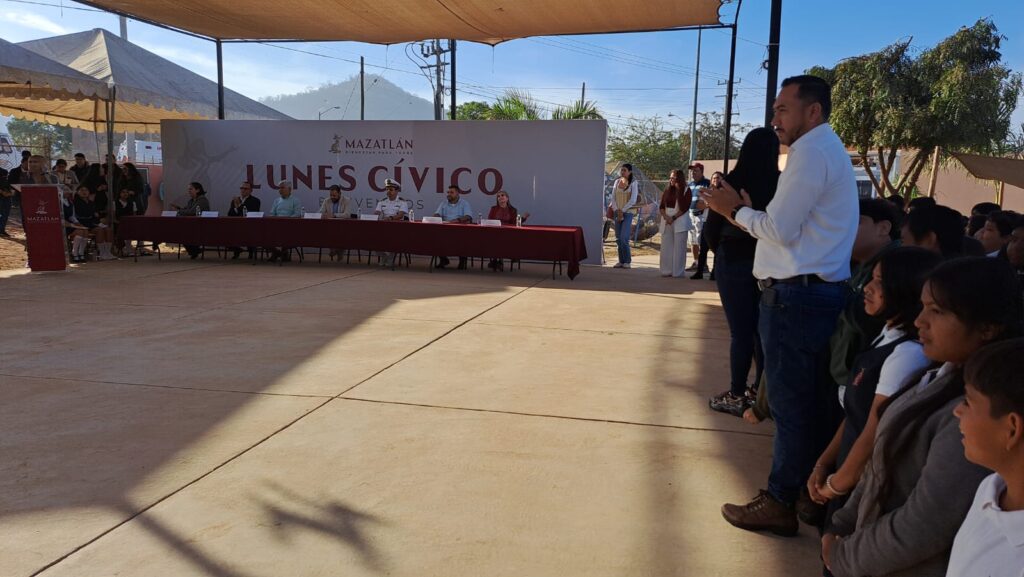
[36,199,48,215]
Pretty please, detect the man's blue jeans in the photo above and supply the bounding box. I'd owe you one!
[759,281,846,506]
[615,212,634,264]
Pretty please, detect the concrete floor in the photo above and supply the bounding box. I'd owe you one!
[1,254,822,577]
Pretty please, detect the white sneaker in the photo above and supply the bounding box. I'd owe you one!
[612,262,624,268]
[621,263,631,269]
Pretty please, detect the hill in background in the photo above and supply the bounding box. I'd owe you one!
[260,74,435,120]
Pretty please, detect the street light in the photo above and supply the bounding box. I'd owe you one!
[318,106,341,120]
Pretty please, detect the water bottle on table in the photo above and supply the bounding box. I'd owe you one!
[515,214,522,228]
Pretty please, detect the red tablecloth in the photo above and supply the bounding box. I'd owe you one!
[118,217,588,279]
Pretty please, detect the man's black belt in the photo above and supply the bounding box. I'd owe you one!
[757,275,833,291]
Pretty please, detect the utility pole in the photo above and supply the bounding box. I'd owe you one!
[360,56,365,120]
[119,16,128,40]
[417,40,452,120]
[689,28,702,165]
[581,82,586,103]
[450,39,457,119]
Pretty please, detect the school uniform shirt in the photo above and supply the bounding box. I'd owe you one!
[375,197,409,218]
[839,325,930,406]
[733,123,859,282]
[946,473,1024,577]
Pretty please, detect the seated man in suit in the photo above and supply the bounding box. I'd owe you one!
[320,184,352,259]
[433,185,473,269]
[267,180,301,262]
[227,181,261,259]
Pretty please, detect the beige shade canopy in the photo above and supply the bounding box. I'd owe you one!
[77,0,725,43]
[952,152,1024,190]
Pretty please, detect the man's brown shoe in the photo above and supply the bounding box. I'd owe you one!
[721,490,799,537]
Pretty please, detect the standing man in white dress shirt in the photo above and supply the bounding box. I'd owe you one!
[702,75,859,536]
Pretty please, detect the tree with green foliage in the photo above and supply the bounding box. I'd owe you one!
[6,118,72,160]
[551,99,603,120]
[454,101,491,120]
[679,111,753,161]
[488,89,544,120]
[606,116,683,180]
[814,19,1021,200]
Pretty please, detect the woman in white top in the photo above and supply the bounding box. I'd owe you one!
[609,163,639,268]
[809,248,941,518]
[658,168,692,277]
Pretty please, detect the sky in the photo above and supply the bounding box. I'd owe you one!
[0,0,1022,133]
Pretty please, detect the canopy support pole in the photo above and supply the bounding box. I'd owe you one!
[764,0,781,126]
[216,39,225,120]
[105,86,117,227]
[689,28,701,164]
[722,0,742,173]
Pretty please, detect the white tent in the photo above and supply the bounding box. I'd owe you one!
[15,29,289,132]
[0,37,111,130]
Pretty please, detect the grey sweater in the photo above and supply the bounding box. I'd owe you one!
[829,367,990,577]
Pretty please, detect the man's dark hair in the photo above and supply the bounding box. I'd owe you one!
[967,215,987,237]
[21,150,31,159]
[903,204,966,257]
[74,152,86,159]
[447,185,461,192]
[907,196,936,211]
[965,338,1024,418]
[986,210,1019,237]
[971,202,1001,217]
[885,195,906,212]
[780,75,832,120]
[859,197,901,240]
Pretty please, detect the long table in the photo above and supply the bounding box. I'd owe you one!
[117,216,588,279]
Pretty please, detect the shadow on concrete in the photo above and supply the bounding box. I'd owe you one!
[257,482,386,573]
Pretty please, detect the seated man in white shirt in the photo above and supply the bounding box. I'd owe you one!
[434,185,473,269]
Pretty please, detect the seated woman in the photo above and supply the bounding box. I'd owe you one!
[62,187,90,263]
[808,247,941,532]
[486,190,530,271]
[113,187,143,256]
[823,257,1023,577]
[170,182,211,259]
[72,184,116,260]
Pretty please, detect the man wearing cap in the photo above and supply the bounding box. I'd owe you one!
[227,181,261,259]
[374,179,409,221]
[687,163,712,278]
[374,179,409,267]
[433,184,473,269]
[702,75,858,536]
[267,180,301,262]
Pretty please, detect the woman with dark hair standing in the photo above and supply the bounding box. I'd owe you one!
[609,163,639,269]
[658,169,692,277]
[705,127,781,416]
[121,162,148,215]
[170,182,211,259]
[823,257,1023,577]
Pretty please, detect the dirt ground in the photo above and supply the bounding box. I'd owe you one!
[0,215,27,270]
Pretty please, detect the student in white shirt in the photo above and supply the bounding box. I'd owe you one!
[948,338,1024,577]
[704,75,860,535]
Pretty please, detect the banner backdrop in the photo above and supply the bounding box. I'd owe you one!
[19,185,67,272]
[161,120,608,263]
